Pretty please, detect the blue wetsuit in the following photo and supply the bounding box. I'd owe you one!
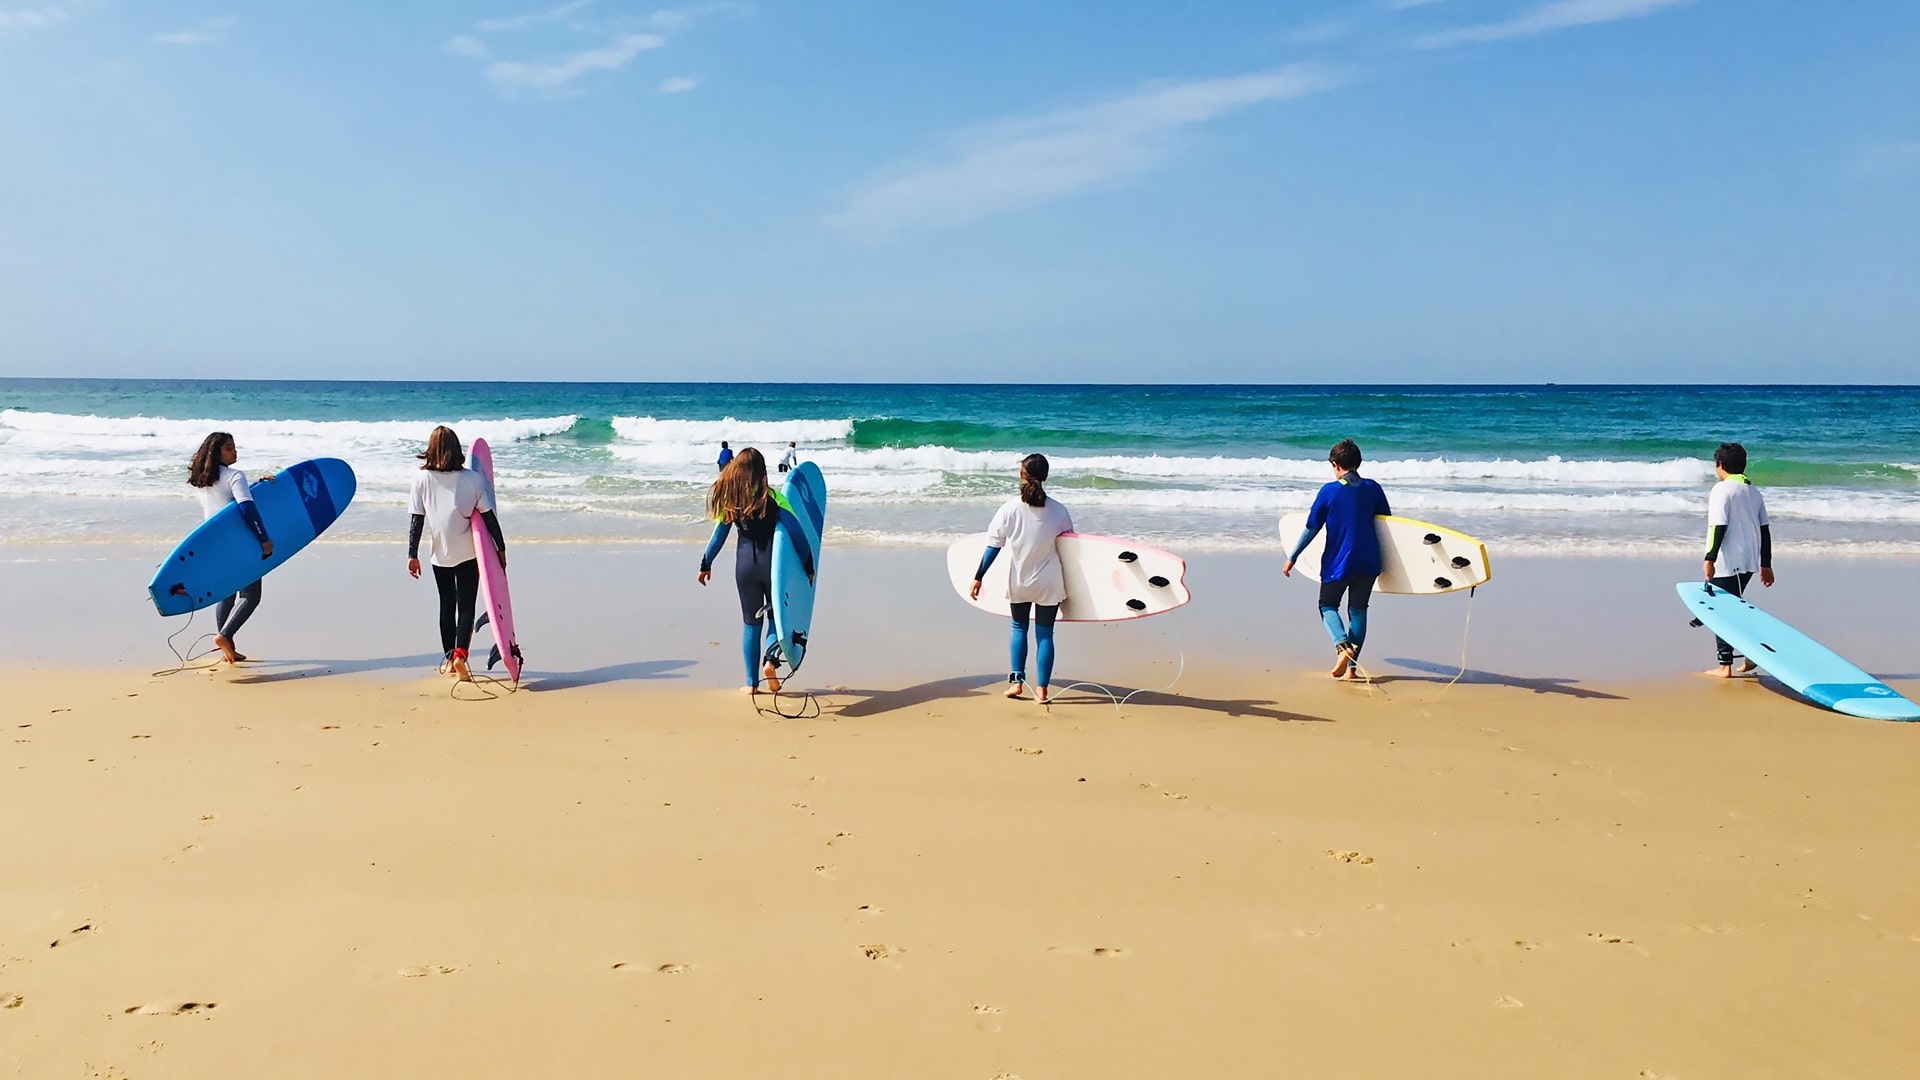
[1290,473,1390,659]
[702,491,814,686]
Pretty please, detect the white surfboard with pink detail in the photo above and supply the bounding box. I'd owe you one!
[469,438,523,683]
[946,532,1191,623]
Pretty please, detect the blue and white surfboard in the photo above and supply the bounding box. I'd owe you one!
[148,458,357,617]
[1677,581,1920,721]
[770,461,826,673]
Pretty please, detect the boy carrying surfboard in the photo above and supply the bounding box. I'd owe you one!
[1702,441,1775,678]
[1283,439,1390,681]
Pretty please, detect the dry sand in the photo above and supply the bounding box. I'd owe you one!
[4,545,1920,1078]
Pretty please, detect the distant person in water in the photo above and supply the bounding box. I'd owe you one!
[1701,441,1774,678]
[407,426,507,682]
[716,441,733,473]
[779,441,798,474]
[1284,439,1390,681]
[970,454,1073,703]
[187,432,275,665]
[698,447,814,693]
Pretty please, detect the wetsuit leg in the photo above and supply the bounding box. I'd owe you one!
[453,559,480,655]
[432,563,458,656]
[1317,579,1351,650]
[735,537,774,685]
[218,579,262,643]
[1344,575,1376,659]
[1709,572,1753,666]
[1033,604,1058,689]
[1009,602,1032,683]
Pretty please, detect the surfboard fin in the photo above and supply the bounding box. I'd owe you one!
[1126,598,1146,611]
[1148,575,1169,588]
[487,645,502,671]
[1422,533,1442,545]
[1433,577,1453,589]
[475,611,491,632]
[1118,551,1138,563]
[1450,556,1471,569]
[1688,618,1703,628]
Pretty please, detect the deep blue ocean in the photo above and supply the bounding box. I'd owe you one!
[2,380,1916,553]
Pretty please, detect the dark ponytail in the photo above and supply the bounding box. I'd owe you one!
[188,432,233,488]
[1018,453,1049,507]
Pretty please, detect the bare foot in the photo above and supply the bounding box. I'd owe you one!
[762,663,782,693]
[451,655,472,682]
[1005,681,1025,699]
[1330,644,1356,680]
[212,635,238,664]
[1736,660,1757,676]
[1701,665,1734,678]
[1035,686,1051,704]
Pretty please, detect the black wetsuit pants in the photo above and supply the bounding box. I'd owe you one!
[434,559,481,657]
[215,580,262,644]
[1709,572,1753,666]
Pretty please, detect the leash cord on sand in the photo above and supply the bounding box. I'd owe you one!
[1428,585,1477,700]
[151,608,221,678]
[1049,645,1186,713]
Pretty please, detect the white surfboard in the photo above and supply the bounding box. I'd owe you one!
[946,532,1191,622]
[1279,512,1491,596]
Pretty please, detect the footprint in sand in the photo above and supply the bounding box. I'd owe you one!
[1325,850,1375,865]
[827,832,854,846]
[1047,946,1128,958]
[971,1003,1002,1014]
[49,923,95,949]
[396,965,458,978]
[2,992,22,1009]
[1493,995,1525,1009]
[859,944,896,961]
[124,1002,218,1016]
[814,864,837,879]
[655,963,692,975]
[1013,747,1043,756]
[857,904,884,917]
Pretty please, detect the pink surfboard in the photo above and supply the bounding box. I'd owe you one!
[469,438,523,683]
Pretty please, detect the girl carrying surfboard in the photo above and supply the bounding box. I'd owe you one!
[969,454,1073,703]
[406,426,507,683]
[697,447,814,693]
[187,432,275,665]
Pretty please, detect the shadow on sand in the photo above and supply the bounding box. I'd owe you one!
[522,660,696,691]
[226,653,446,685]
[824,674,1330,722]
[1381,657,1626,701]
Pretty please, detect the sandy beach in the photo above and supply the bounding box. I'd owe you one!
[3,543,1919,1078]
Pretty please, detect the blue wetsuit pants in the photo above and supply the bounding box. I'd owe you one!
[1317,576,1376,659]
[215,580,261,645]
[1009,602,1058,689]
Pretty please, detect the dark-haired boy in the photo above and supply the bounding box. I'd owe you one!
[1702,441,1775,677]
[1284,439,1391,680]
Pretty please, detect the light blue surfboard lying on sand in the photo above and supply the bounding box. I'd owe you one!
[148,458,357,617]
[770,461,825,674]
[1676,581,1920,721]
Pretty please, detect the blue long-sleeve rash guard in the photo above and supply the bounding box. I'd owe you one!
[238,501,271,547]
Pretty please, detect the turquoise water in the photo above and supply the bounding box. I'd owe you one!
[2,380,1917,553]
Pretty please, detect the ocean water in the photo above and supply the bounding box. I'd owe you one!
[1,380,1916,556]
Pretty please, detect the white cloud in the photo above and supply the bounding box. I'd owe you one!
[485,32,664,93]
[444,34,490,58]
[1418,0,1692,49]
[650,3,741,31]
[155,17,233,46]
[658,75,698,93]
[0,4,70,32]
[827,64,1348,236]
[1849,142,1920,183]
[474,0,594,35]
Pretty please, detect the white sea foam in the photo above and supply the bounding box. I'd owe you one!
[610,416,856,445]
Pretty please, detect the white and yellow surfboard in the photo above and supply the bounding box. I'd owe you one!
[1278,512,1491,596]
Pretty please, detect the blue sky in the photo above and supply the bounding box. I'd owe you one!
[1,0,1915,382]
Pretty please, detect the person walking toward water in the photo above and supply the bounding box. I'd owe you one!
[716,441,733,473]
[187,432,274,665]
[407,426,507,682]
[1702,441,1775,677]
[698,447,814,693]
[969,454,1073,703]
[779,441,798,474]
[1284,439,1390,681]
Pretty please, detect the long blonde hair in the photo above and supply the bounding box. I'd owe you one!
[706,447,772,523]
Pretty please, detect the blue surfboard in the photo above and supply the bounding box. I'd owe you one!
[1677,581,1920,721]
[148,458,358,617]
[770,461,825,673]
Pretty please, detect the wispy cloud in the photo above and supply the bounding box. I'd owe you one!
[155,16,233,46]
[486,32,664,93]
[1418,0,1692,49]
[1849,142,1920,183]
[827,64,1348,237]
[446,2,737,97]
[0,4,71,32]
[474,0,595,35]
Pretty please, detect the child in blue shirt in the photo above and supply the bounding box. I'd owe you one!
[1283,439,1390,680]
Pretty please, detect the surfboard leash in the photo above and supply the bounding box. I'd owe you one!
[1429,584,1478,700]
[151,607,223,678]
[1050,644,1187,715]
